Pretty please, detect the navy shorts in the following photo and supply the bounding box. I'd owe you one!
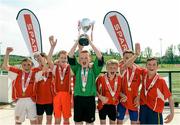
[139,105,163,124]
[117,103,138,121]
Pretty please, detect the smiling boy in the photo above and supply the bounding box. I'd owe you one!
[68,37,104,124]
[139,58,174,124]
[2,47,45,125]
[96,59,121,125]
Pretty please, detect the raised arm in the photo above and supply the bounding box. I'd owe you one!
[34,53,48,73]
[78,44,84,55]
[89,39,102,60]
[121,43,140,71]
[47,35,57,69]
[2,47,13,71]
[48,35,57,57]
[68,40,78,58]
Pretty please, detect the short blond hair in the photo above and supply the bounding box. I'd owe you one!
[106,59,119,66]
[80,50,89,54]
[79,50,90,57]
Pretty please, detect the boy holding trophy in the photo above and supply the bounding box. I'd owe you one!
[68,18,104,124]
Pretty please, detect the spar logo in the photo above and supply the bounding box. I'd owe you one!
[24,14,38,53]
[110,15,129,52]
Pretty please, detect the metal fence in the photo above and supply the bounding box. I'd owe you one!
[158,71,180,106]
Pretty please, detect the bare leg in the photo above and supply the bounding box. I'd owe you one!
[37,115,43,124]
[30,119,37,125]
[110,119,116,125]
[75,122,83,125]
[55,118,61,125]
[131,120,138,125]
[15,122,22,125]
[100,119,106,125]
[15,116,22,125]
[117,119,123,125]
[63,118,70,125]
[86,122,94,125]
[46,115,52,125]
[137,120,140,125]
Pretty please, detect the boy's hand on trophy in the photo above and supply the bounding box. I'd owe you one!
[78,44,84,51]
[135,43,140,56]
[6,47,13,53]
[49,35,57,48]
[90,21,95,42]
[78,20,81,31]
[88,35,93,44]
[91,22,94,31]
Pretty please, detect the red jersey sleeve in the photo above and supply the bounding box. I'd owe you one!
[96,75,102,93]
[161,79,172,100]
[32,67,42,73]
[9,66,21,74]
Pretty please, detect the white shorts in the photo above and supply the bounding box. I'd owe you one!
[15,98,37,123]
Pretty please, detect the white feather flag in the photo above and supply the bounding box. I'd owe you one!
[103,11,133,56]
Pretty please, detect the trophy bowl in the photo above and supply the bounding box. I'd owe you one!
[79,34,89,46]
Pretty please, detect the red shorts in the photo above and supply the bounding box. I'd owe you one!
[53,92,71,119]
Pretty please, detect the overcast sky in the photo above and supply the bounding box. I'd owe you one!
[0,0,180,57]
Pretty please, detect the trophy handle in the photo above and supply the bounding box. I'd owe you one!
[91,23,94,41]
[78,20,81,36]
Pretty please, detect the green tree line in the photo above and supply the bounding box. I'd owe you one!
[0,44,180,66]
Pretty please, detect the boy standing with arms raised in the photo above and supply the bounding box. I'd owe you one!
[34,52,54,125]
[47,36,72,125]
[68,37,104,124]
